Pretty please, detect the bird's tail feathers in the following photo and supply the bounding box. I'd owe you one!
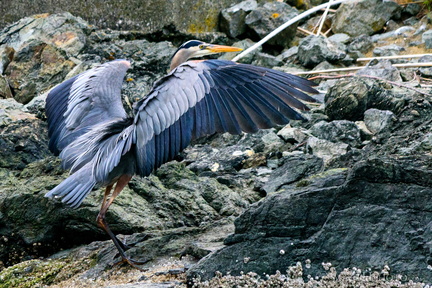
[45,164,97,208]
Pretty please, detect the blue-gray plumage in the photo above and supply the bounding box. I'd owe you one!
[44,40,318,268]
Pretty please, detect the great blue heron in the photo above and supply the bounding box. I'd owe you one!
[45,40,318,268]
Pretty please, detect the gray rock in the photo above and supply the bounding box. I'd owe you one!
[298,35,346,68]
[393,25,416,36]
[0,0,242,34]
[422,30,432,49]
[332,0,401,37]
[418,55,432,77]
[347,34,373,53]
[277,126,308,144]
[263,154,323,194]
[373,44,405,57]
[5,39,75,104]
[328,33,351,44]
[309,120,362,148]
[324,78,370,121]
[403,3,421,15]
[251,52,283,68]
[187,157,432,283]
[306,136,350,164]
[356,59,402,82]
[275,46,298,64]
[0,12,90,56]
[364,108,395,134]
[220,0,258,38]
[0,46,14,74]
[0,75,12,99]
[245,2,299,47]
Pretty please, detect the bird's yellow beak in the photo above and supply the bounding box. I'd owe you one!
[207,44,243,53]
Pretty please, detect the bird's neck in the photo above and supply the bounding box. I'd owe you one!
[170,49,190,71]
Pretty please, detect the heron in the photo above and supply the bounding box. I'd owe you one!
[44,40,318,268]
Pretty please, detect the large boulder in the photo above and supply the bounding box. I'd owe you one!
[298,35,346,68]
[245,1,299,48]
[332,0,401,37]
[0,0,243,33]
[187,157,432,284]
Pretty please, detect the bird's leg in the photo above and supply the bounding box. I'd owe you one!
[96,175,149,269]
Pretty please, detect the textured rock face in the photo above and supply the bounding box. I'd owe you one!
[187,156,432,284]
[0,0,243,33]
[331,0,401,37]
[298,35,346,68]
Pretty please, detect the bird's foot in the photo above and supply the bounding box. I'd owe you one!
[113,255,150,271]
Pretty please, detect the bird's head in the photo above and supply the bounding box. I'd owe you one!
[170,40,242,71]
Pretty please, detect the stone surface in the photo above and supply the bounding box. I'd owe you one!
[188,157,432,283]
[422,29,432,49]
[332,0,401,37]
[356,59,403,82]
[363,108,395,134]
[0,0,243,34]
[245,1,299,47]
[309,120,362,148]
[298,35,346,68]
[373,44,405,56]
[220,0,258,38]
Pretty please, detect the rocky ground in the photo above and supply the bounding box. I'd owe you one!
[0,0,431,287]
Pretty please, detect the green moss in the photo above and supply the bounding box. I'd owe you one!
[0,251,96,287]
[0,259,66,288]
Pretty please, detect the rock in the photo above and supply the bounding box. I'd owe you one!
[0,75,13,99]
[298,35,346,68]
[332,0,401,37]
[262,154,323,194]
[5,39,75,104]
[328,33,351,44]
[0,13,90,57]
[0,0,242,34]
[422,30,432,49]
[347,35,373,53]
[356,60,402,82]
[251,52,283,68]
[306,136,350,164]
[309,120,362,148]
[393,26,416,36]
[0,159,248,266]
[372,44,405,57]
[324,78,370,121]
[355,121,373,141]
[220,0,258,38]
[187,157,432,283]
[418,55,432,77]
[275,46,298,64]
[324,76,409,122]
[277,126,308,144]
[403,3,421,16]
[0,98,36,125]
[0,46,15,74]
[363,108,395,134]
[245,2,299,47]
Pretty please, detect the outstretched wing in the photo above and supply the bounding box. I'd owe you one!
[132,59,318,177]
[45,59,131,156]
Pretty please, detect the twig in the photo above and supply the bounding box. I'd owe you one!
[297,27,315,36]
[357,54,432,62]
[232,0,351,62]
[292,62,432,75]
[316,0,333,36]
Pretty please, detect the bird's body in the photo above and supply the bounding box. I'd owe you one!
[45,40,318,268]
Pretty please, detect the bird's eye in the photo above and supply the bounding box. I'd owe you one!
[199,44,204,49]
